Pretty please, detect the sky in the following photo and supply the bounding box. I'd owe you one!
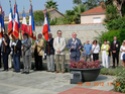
[1,0,74,16]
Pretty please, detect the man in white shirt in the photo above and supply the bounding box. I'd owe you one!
[53,30,66,73]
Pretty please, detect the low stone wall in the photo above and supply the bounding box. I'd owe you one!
[35,23,107,43]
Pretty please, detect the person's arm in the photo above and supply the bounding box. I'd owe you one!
[66,39,71,49]
[16,40,22,50]
[60,38,66,52]
[53,38,58,51]
[23,39,31,49]
[37,39,44,49]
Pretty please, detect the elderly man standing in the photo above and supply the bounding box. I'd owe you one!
[45,33,55,72]
[67,32,82,62]
[53,30,66,73]
[22,33,32,74]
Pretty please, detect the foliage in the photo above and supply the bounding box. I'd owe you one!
[112,68,125,93]
[34,11,44,26]
[45,0,58,10]
[105,16,125,30]
[73,0,82,5]
[84,0,103,10]
[95,30,119,44]
[100,67,124,76]
[96,29,125,44]
[70,60,101,69]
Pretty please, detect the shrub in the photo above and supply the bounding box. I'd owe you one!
[112,68,125,93]
[96,29,125,44]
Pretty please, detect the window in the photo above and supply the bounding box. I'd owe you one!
[93,17,101,23]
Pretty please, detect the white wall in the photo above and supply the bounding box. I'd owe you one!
[81,14,105,24]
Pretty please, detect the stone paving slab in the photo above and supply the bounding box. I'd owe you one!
[0,70,116,94]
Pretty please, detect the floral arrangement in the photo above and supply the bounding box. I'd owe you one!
[70,59,101,69]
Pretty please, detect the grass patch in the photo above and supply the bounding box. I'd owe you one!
[100,66,124,76]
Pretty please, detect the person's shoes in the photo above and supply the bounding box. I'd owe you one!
[25,72,29,74]
[2,70,5,71]
[21,71,26,74]
[15,71,20,73]
[56,71,60,73]
[61,71,65,73]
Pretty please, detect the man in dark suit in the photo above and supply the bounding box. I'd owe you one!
[67,32,82,62]
[11,36,22,72]
[45,33,55,72]
[111,36,120,68]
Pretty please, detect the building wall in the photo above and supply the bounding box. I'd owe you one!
[49,10,63,20]
[36,24,107,43]
[81,14,105,24]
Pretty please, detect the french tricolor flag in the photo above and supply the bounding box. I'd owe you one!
[28,4,35,39]
[0,6,4,38]
[42,10,50,41]
[13,3,19,39]
[21,9,28,35]
[8,6,13,35]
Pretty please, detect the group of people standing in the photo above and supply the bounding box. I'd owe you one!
[0,31,124,74]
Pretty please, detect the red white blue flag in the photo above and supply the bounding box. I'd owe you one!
[13,2,20,39]
[42,10,50,41]
[8,5,13,35]
[0,5,5,38]
[28,4,36,39]
[21,9,28,35]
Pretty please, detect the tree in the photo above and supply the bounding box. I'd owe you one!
[105,0,125,17]
[84,0,103,9]
[34,11,44,26]
[45,0,58,10]
[73,0,82,5]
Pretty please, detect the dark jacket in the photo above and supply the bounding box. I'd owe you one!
[12,39,22,56]
[45,38,55,55]
[110,41,120,54]
[67,38,82,57]
[1,39,11,55]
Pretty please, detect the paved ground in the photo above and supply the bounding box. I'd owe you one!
[0,69,117,94]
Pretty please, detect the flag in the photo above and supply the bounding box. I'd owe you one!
[0,6,4,38]
[21,9,28,35]
[28,4,36,40]
[13,3,19,39]
[8,6,13,35]
[42,10,50,41]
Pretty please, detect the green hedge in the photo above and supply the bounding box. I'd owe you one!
[96,29,125,44]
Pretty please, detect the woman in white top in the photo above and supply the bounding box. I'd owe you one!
[120,40,125,67]
[91,40,100,61]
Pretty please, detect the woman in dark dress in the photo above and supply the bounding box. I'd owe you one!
[1,34,11,71]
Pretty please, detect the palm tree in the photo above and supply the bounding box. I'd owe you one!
[73,0,82,5]
[45,0,58,10]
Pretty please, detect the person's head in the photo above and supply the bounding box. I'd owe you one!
[104,40,107,44]
[114,36,117,41]
[123,40,125,46]
[23,33,28,40]
[72,32,77,39]
[57,30,62,37]
[48,33,52,39]
[107,41,110,45]
[93,40,97,45]
[86,40,89,44]
[3,33,9,40]
[11,34,17,41]
[38,34,42,39]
